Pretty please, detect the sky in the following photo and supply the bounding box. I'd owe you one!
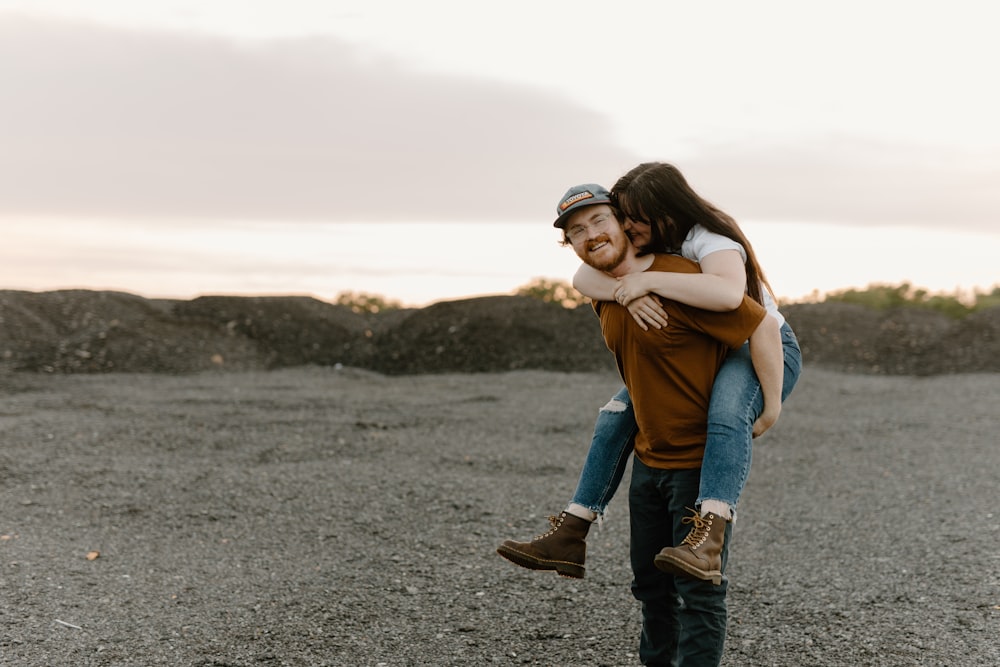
[1,0,998,306]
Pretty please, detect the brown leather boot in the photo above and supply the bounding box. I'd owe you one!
[496,511,591,579]
[653,509,728,585]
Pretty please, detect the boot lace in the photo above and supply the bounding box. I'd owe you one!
[533,513,565,541]
[679,508,712,549]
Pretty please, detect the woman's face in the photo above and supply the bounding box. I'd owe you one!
[614,193,653,248]
[622,216,651,249]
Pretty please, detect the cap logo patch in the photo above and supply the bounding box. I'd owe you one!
[560,191,594,211]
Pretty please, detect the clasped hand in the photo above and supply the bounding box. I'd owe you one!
[615,275,668,331]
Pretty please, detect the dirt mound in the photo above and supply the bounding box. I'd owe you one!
[2,289,998,376]
[782,302,998,375]
[0,290,264,373]
[925,305,1000,374]
[172,295,378,369]
[368,295,614,375]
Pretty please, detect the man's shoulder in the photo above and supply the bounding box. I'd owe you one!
[649,253,701,274]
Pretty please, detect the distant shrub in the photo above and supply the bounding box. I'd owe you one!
[971,286,1000,312]
[334,281,1000,318]
[334,291,403,314]
[822,283,1000,318]
[515,278,588,309]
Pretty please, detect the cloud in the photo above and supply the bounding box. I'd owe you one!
[0,15,637,222]
[1,15,997,233]
[679,138,1000,233]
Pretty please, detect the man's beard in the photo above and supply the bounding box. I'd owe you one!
[581,235,629,272]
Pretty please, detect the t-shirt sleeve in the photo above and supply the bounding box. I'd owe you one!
[684,226,748,264]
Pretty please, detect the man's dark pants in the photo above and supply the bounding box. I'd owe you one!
[629,459,732,667]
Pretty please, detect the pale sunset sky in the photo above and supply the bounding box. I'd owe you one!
[1,0,998,306]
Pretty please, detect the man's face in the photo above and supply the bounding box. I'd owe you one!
[565,204,630,272]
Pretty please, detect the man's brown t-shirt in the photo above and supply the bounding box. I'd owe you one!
[593,253,767,470]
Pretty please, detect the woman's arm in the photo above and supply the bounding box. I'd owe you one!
[748,314,783,438]
[613,249,747,312]
[572,262,618,301]
[574,263,668,331]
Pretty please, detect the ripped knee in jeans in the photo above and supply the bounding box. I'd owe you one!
[600,399,628,413]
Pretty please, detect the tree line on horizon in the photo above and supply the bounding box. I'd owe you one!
[335,280,1000,319]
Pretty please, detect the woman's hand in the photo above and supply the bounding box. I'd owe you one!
[625,295,669,331]
[752,403,781,438]
[614,273,651,306]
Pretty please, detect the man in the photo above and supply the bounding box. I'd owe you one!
[553,184,766,666]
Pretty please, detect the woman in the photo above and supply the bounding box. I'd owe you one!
[497,162,803,582]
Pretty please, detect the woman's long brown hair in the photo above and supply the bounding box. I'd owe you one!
[610,162,772,304]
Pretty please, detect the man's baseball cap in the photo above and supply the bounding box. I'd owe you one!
[553,184,612,229]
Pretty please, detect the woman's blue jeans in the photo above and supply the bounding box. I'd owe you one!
[570,322,802,518]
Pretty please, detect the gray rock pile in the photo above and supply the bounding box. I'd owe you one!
[1,290,997,376]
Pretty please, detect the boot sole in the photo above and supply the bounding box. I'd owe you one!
[653,553,722,585]
[496,545,585,579]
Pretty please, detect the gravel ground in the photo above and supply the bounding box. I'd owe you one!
[1,366,998,666]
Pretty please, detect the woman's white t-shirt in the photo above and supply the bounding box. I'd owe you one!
[680,225,785,327]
